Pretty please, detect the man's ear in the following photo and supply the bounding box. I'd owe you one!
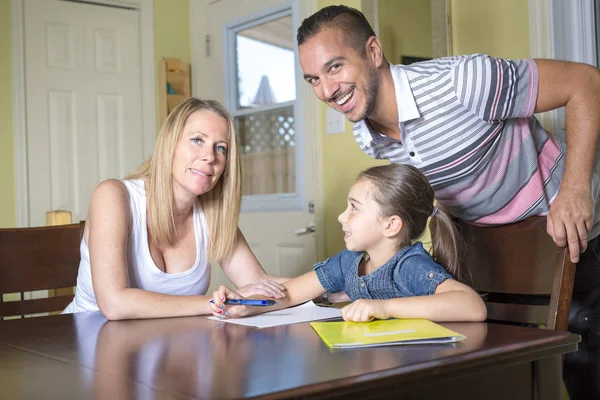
[383,215,403,237]
[365,36,384,68]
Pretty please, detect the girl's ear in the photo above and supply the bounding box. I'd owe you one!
[383,215,403,237]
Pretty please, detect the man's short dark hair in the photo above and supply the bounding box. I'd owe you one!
[297,5,376,57]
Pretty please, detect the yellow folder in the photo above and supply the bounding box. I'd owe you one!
[310,319,466,349]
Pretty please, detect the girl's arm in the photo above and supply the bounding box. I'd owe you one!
[220,238,351,303]
[218,229,288,298]
[340,280,487,322]
[210,271,326,318]
[89,180,214,320]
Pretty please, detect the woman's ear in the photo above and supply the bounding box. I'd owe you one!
[383,215,403,237]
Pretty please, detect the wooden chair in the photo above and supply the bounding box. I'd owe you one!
[0,221,85,319]
[458,216,576,331]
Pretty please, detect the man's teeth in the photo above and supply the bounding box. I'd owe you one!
[336,90,354,106]
[345,231,352,236]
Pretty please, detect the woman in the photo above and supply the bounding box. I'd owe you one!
[64,98,287,319]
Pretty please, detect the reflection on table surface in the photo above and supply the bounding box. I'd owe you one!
[0,312,578,399]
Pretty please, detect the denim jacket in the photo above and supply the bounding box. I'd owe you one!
[313,242,453,300]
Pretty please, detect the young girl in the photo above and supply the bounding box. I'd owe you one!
[210,164,487,323]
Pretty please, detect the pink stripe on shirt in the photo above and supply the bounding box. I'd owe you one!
[475,136,561,224]
[437,119,530,205]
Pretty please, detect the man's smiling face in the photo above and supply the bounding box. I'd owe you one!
[299,27,380,123]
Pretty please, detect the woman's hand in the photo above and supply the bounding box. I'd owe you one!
[236,278,286,299]
[210,285,255,319]
[340,299,389,322]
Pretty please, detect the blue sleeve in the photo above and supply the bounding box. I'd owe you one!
[393,255,454,296]
[313,250,356,293]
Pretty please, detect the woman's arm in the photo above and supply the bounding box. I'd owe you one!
[210,271,326,318]
[218,229,288,298]
[340,280,487,322]
[89,180,214,320]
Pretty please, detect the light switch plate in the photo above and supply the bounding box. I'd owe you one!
[326,108,346,134]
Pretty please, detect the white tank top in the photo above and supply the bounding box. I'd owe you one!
[63,179,211,314]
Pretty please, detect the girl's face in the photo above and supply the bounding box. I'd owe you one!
[337,179,388,253]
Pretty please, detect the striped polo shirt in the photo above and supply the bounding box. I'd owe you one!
[353,54,600,239]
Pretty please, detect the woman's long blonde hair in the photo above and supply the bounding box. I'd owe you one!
[127,98,241,262]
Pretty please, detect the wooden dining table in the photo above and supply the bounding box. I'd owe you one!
[0,312,579,399]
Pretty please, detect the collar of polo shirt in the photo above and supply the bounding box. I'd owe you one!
[354,64,420,146]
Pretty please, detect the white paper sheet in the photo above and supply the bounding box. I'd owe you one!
[207,301,342,328]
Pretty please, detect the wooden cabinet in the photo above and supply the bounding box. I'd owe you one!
[158,57,191,127]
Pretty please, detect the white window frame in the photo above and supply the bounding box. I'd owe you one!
[223,2,307,212]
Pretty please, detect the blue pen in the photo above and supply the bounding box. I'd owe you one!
[210,299,276,306]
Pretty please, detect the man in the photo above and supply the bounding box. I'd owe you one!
[297,5,600,399]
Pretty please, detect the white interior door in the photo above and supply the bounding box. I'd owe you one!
[192,0,323,291]
[24,0,145,226]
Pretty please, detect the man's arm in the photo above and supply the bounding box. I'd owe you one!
[535,59,600,262]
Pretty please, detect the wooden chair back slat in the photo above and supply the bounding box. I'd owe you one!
[485,303,549,326]
[459,217,576,331]
[0,295,75,318]
[0,221,84,318]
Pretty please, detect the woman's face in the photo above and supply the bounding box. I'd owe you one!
[171,110,230,199]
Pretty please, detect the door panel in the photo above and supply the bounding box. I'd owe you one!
[24,0,144,226]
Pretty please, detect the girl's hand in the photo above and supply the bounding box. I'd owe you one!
[340,299,389,322]
[237,279,286,299]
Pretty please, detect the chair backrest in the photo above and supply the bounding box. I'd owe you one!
[458,217,576,331]
[0,221,85,318]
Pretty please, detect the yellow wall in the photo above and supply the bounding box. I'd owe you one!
[378,0,432,65]
[317,0,386,256]
[450,0,530,58]
[316,0,435,257]
[0,1,15,228]
[0,0,189,228]
[376,0,434,252]
[154,0,190,131]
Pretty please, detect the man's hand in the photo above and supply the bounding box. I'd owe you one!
[547,187,594,262]
[340,299,389,322]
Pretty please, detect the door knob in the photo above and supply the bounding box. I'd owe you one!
[294,223,315,235]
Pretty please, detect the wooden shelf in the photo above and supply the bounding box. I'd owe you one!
[158,57,191,127]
